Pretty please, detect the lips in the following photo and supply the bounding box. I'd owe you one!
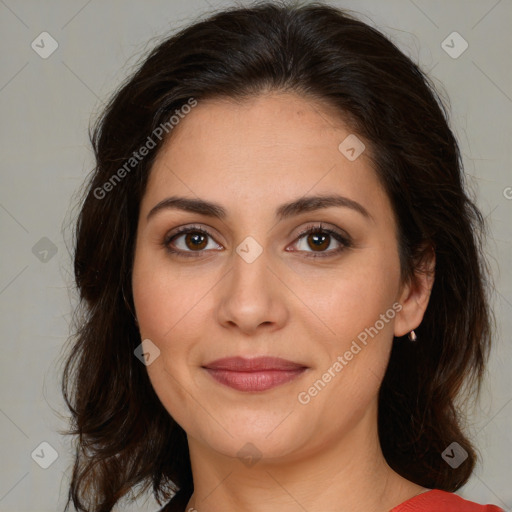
[203,356,308,392]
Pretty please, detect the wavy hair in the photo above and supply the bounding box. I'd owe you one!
[62,1,494,510]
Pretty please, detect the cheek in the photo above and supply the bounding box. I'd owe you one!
[132,248,203,341]
[302,247,401,343]
[297,248,400,407]
[133,262,198,426]
[297,312,395,438]
[131,250,211,411]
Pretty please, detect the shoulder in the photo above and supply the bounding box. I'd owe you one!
[390,489,505,512]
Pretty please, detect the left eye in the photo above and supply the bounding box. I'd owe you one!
[286,223,352,258]
[163,223,351,258]
[291,227,349,257]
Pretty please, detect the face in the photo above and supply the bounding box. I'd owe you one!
[132,92,423,463]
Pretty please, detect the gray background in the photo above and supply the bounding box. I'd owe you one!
[0,0,511,511]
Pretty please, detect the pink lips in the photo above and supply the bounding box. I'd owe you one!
[203,356,307,392]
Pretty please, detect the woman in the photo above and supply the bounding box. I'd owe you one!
[61,2,504,511]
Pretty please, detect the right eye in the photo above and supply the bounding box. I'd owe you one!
[163,225,223,258]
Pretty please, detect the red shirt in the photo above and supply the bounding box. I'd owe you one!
[160,488,506,511]
[390,489,505,511]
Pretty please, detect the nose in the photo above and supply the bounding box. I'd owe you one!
[215,245,289,336]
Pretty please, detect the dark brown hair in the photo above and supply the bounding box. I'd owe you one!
[62,1,494,510]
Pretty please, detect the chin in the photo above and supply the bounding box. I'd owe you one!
[185,405,318,464]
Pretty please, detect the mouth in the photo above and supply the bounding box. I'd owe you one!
[202,356,308,392]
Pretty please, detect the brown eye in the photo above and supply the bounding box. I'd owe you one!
[183,231,208,251]
[306,231,331,252]
[164,226,222,257]
[164,223,351,259]
[290,224,352,258]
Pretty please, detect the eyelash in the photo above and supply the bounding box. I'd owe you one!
[163,223,352,260]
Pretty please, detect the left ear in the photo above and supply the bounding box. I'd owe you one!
[394,245,436,337]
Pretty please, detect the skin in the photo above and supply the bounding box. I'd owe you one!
[132,92,435,512]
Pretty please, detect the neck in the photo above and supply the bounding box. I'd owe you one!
[184,401,426,512]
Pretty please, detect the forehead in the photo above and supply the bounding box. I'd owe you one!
[161,91,355,157]
[141,92,391,225]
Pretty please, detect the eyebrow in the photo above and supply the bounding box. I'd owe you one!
[146,194,373,222]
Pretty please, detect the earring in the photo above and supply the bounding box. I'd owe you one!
[408,330,417,341]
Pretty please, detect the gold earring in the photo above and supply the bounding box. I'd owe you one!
[408,330,417,341]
